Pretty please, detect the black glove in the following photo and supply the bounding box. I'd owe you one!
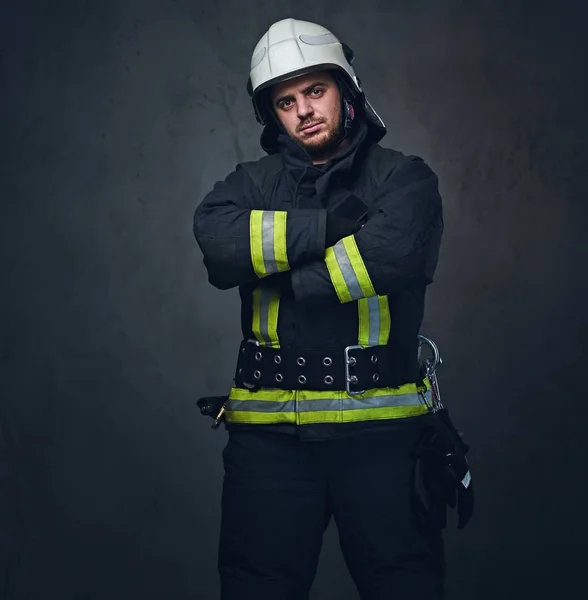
[412,409,474,531]
[325,213,362,247]
[197,395,227,418]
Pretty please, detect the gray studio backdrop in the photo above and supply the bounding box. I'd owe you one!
[1,0,587,598]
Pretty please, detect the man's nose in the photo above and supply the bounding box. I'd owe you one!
[297,98,313,119]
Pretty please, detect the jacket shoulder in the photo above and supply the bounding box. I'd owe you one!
[365,144,425,183]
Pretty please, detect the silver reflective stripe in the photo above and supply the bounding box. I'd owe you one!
[229,392,429,414]
[252,285,280,347]
[298,393,426,413]
[333,240,363,300]
[366,296,381,346]
[250,46,266,70]
[298,33,339,46]
[262,212,278,274]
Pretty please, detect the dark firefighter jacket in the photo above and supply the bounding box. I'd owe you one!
[193,117,444,440]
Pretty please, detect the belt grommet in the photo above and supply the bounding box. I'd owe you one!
[298,375,307,384]
[275,373,283,383]
[371,355,378,363]
[323,357,332,367]
[297,357,306,367]
[324,375,334,385]
[255,352,262,361]
[238,368,242,374]
[349,375,358,384]
[348,357,357,367]
[373,373,380,382]
[274,355,282,364]
[253,370,261,380]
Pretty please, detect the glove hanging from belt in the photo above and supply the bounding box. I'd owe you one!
[196,395,228,429]
[412,407,474,531]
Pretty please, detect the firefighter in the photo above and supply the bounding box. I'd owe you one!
[193,17,449,600]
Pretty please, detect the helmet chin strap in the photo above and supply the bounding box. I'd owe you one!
[336,98,356,144]
[331,72,358,148]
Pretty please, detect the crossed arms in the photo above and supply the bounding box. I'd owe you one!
[193,156,443,305]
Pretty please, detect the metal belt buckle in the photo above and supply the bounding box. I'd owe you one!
[344,344,365,395]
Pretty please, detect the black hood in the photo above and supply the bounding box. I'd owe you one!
[270,117,380,207]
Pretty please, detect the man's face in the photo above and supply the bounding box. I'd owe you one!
[270,71,344,158]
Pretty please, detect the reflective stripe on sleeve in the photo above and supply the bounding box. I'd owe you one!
[252,285,281,347]
[358,295,391,347]
[325,235,375,303]
[250,210,289,277]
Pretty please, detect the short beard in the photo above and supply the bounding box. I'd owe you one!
[297,119,344,158]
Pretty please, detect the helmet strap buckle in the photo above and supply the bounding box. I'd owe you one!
[343,99,355,132]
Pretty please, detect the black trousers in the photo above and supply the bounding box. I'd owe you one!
[218,420,445,600]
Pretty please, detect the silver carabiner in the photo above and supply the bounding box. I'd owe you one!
[417,334,444,411]
[417,334,441,374]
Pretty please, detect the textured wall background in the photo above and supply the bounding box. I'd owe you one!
[1,0,587,598]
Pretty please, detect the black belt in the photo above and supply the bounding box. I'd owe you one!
[233,339,412,394]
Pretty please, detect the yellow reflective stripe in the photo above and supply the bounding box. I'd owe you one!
[251,286,281,347]
[325,235,375,303]
[358,297,370,345]
[358,295,391,346]
[227,412,297,424]
[266,294,280,347]
[297,405,428,424]
[250,210,290,278]
[229,388,294,402]
[229,381,429,402]
[226,405,429,425]
[325,246,351,303]
[250,211,266,277]
[273,211,289,272]
[226,383,431,424]
[251,287,262,344]
[342,236,375,296]
[377,296,391,345]
[298,381,428,399]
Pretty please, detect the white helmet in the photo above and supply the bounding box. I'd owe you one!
[246,18,385,135]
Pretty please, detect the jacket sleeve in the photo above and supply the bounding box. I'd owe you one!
[193,164,327,290]
[290,156,443,305]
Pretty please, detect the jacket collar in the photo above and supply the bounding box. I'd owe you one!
[275,118,382,192]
